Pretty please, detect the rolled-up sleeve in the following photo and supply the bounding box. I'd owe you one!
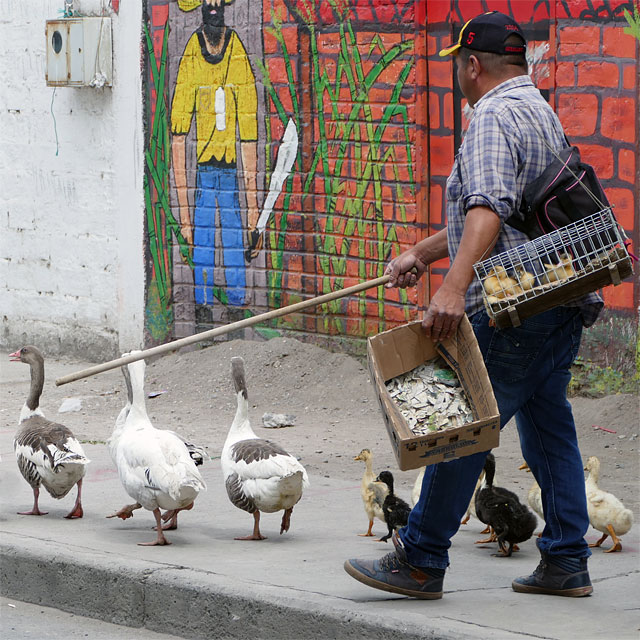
[459,110,518,221]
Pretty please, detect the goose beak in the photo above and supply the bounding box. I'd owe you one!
[9,350,21,362]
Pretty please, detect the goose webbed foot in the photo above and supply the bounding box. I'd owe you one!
[18,508,48,516]
[139,509,172,546]
[64,479,84,519]
[280,507,293,535]
[236,511,266,540]
[19,488,48,515]
[106,502,141,520]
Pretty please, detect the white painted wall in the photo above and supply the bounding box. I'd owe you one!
[0,0,145,361]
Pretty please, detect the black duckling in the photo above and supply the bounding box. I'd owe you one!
[374,471,412,543]
[475,453,537,557]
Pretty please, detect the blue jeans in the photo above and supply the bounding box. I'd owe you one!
[192,165,246,306]
[400,307,591,569]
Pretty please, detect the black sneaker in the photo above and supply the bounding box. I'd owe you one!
[512,553,593,597]
[344,534,444,599]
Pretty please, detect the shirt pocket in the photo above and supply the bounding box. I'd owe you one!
[446,156,463,203]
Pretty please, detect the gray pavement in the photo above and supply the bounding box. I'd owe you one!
[1,430,639,640]
[0,596,180,639]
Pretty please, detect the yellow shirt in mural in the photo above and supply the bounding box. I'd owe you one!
[171,29,258,164]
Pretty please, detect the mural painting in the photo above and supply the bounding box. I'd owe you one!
[142,0,638,349]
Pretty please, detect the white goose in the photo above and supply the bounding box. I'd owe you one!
[10,345,90,518]
[107,354,206,545]
[221,356,309,540]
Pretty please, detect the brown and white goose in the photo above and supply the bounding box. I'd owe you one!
[9,345,90,518]
[221,357,309,540]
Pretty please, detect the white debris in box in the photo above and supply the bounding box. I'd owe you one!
[385,358,474,435]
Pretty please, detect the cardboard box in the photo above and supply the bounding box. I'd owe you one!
[367,315,500,471]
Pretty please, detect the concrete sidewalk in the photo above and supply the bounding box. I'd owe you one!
[0,431,638,640]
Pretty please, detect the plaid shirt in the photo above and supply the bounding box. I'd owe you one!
[445,75,603,327]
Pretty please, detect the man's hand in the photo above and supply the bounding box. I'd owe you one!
[422,283,466,342]
[384,251,427,288]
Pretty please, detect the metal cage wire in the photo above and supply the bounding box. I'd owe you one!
[473,208,631,317]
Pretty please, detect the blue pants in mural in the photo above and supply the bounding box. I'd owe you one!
[192,165,246,306]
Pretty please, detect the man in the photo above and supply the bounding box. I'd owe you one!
[171,0,260,308]
[344,11,602,599]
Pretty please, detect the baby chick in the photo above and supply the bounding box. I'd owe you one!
[515,267,536,292]
[483,266,521,299]
[541,253,575,284]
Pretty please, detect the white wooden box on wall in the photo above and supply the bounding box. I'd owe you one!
[46,17,113,87]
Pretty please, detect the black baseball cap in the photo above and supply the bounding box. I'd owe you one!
[439,11,526,57]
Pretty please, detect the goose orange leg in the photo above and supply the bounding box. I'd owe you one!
[460,514,471,525]
[588,532,608,549]
[64,479,84,519]
[236,511,266,540]
[280,507,293,535]
[138,508,171,546]
[358,519,375,537]
[18,487,48,516]
[158,502,195,531]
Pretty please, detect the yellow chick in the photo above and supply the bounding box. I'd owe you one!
[541,253,575,284]
[515,267,536,291]
[483,266,521,299]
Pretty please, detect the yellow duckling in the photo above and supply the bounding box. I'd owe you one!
[515,267,536,291]
[584,456,633,553]
[519,462,544,536]
[354,448,387,537]
[541,253,575,284]
[483,266,521,299]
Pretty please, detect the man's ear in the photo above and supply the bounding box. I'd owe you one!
[468,54,481,79]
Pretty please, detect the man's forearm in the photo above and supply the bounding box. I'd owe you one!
[444,206,501,294]
[413,228,449,265]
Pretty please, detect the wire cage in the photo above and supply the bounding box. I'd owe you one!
[473,208,633,329]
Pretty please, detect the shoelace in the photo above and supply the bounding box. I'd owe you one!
[379,552,404,573]
[533,560,548,578]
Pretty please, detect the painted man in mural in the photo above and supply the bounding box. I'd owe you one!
[345,11,599,599]
[171,0,260,307]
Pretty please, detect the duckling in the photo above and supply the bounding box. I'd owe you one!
[540,253,575,284]
[483,266,521,299]
[475,453,537,557]
[584,456,634,553]
[518,462,544,536]
[461,467,491,535]
[374,471,411,543]
[354,448,387,536]
[411,467,425,507]
[515,267,536,291]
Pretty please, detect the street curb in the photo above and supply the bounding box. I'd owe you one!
[0,534,482,640]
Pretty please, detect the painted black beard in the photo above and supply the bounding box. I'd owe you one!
[202,3,225,49]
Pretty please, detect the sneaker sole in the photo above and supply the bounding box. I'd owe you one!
[512,581,593,597]
[344,561,443,600]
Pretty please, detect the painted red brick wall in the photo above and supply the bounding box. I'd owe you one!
[424,0,638,319]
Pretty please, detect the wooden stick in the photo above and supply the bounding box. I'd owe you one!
[55,275,391,386]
